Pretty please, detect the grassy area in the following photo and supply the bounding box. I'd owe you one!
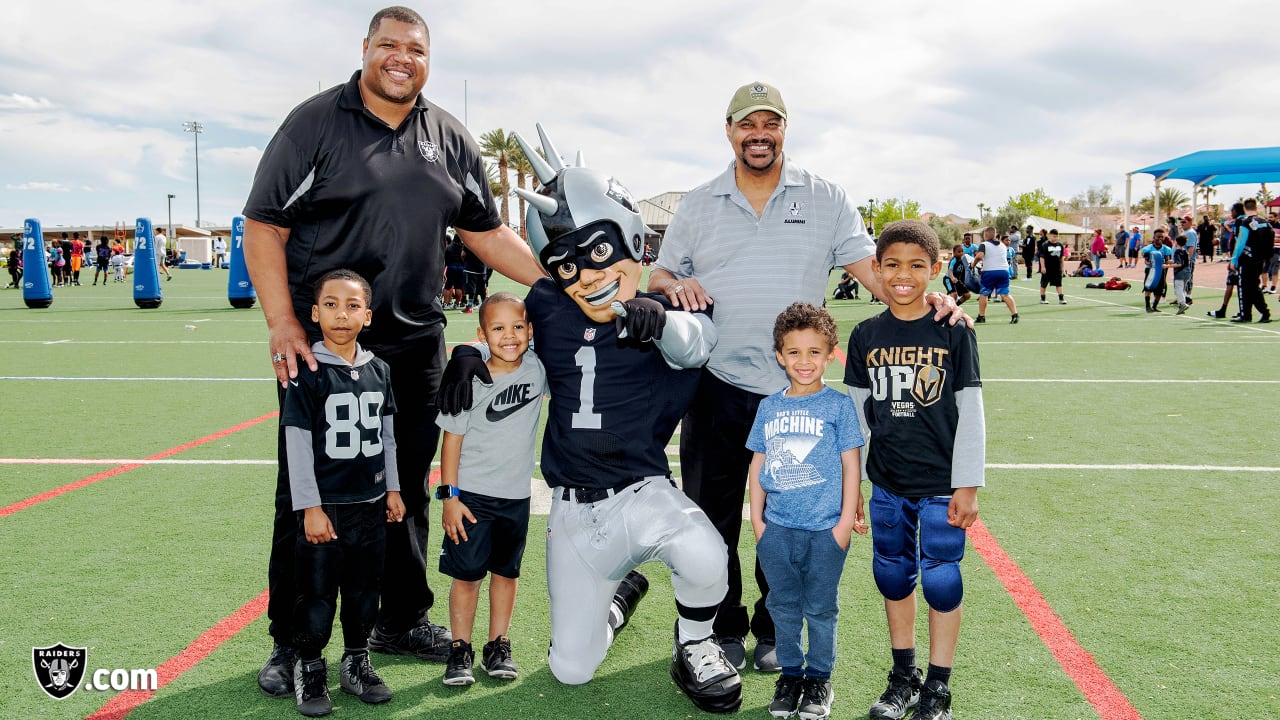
[1,267,1277,719]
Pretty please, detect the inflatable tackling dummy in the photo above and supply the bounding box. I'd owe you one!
[227,216,257,308]
[21,218,53,308]
[132,218,163,309]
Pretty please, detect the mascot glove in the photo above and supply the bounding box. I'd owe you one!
[616,297,665,342]
[438,344,492,415]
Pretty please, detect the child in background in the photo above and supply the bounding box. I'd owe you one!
[435,292,546,686]
[844,220,985,720]
[748,301,867,720]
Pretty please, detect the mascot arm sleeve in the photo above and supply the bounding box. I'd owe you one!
[381,415,400,493]
[951,386,986,489]
[655,311,717,369]
[286,426,322,510]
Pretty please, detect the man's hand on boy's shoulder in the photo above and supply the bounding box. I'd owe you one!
[438,344,493,415]
[947,487,979,529]
[925,291,973,328]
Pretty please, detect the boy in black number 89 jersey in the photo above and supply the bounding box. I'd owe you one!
[282,269,406,717]
[438,125,742,713]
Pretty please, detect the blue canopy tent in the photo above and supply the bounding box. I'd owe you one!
[1127,146,1280,229]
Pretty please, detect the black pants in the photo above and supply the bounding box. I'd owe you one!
[1237,261,1269,319]
[268,339,445,645]
[679,369,773,641]
[1022,250,1035,278]
[293,499,386,657]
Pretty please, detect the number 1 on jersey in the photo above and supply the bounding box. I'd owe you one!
[572,346,602,429]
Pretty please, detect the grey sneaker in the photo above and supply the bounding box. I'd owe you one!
[339,650,391,704]
[443,640,474,686]
[368,619,451,662]
[868,666,922,719]
[753,638,781,672]
[480,636,518,680]
[719,635,747,671]
[769,674,803,718]
[797,677,833,720]
[293,657,332,717]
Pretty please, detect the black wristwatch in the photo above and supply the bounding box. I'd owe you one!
[434,485,460,500]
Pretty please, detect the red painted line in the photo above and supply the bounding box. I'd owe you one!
[85,590,270,720]
[968,519,1143,720]
[833,345,847,365]
[0,411,279,519]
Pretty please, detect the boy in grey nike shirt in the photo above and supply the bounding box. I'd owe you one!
[435,292,546,686]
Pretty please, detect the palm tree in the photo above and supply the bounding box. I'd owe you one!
[479,129,517,227]
[510,145,533,240]
[1158,187,1189,214]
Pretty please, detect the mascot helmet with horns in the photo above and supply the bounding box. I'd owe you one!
[513,125,647,272]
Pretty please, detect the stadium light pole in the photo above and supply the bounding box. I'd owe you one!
[166,193,175,253]
[182,121,203,228]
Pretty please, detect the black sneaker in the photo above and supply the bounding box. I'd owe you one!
[974,316,985,324]
[769,674,804,718]
[339,650,391,704]
[868,666,922,719]
[797,677,833,720]
[443,640,475,686]
[258,643,297,698]
[1010,313,1019,324]
[1208,309,1225,318]
[753,638,781,672]
[293,657,331,717]
[1259,315,1272,324]
[608,570,649,639]
[480,636,518,680]
[368,620,451,661]
[670,624,742,713]
[1230,315,1251,323]
[719,635,747,671]
[912,679,953,720]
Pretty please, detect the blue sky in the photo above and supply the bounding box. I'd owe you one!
[2,0,1274,232]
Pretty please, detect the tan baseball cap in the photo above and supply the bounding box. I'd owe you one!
[726,82,787,123]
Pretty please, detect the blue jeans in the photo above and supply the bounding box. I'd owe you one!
[755,523,849,677]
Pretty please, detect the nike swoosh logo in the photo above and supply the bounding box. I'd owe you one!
[289,381,299,387]
[486,394,538,422]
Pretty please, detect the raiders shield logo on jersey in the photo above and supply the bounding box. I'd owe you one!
[418,139,439,163]
[912,364,945,407]
[33,643,87,700]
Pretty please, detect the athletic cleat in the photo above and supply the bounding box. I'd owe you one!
[1010,313,1019,324]
[1176,304,1188,315]
[868,666,922,719]
[293,657,332,717]
[1230,316,1251,323]
[753,638,781,672]
[769,674,804,718]
[258,643,297,698]
[480,636,518,680]
[339,650,391,703]
[1039,298,1048,304]
[1259,315,1272,324]
[670,624,742,713]
[911,679,953,720]
[719,635,747,671]
[369,619,451,661]
[608,570,650,638]
[796,677,833,720]
[1058,299,1067,304]
[974,316,985,324]
[442,640,475,686]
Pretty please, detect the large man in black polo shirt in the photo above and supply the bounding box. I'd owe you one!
[243,6,544,697]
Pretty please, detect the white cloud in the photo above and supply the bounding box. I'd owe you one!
[5,182,69,191]
[0,0,1275,228]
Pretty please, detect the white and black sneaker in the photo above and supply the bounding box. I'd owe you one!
[339,650,391,704]
[442,640,475,686]
[797,677,833,720]
[670,624,742,713]
[911,679,953,720]
[480,636,518,680]
[769,674,804,718]
[868,666,922,719]
[293,657,332,717]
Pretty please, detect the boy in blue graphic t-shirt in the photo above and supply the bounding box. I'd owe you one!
[748,301,867,720]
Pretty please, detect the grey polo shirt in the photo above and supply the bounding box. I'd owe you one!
[656,156,874,395]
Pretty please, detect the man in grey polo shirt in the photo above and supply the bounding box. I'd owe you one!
[649,81,961,673]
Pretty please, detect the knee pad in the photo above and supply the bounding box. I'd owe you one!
[919,503,966,612]
[871,492,918,602]
[872,549,918,602]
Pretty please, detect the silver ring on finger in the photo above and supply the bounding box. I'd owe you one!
[272,352,285,364]
[673,284,685,293]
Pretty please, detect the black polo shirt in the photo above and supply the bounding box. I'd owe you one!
[243,71,501,351]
